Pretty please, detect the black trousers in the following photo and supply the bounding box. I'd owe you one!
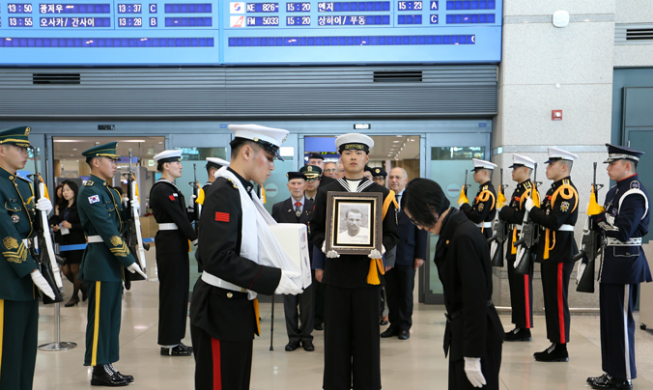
[448,345,502,390]
[191,324,253,390]
[600,283,638,380]
[385,264,416,332]
[284,281,314,342]
[0,299,38,390]
[314,279,326,327]
[540,261,573,344]
[156,236,190,346]
[506,256,533,329]
[324,285,380,390]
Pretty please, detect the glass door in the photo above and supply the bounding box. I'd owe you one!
[423,132,491,304]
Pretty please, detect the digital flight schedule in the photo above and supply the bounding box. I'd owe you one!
[0,0,502,65]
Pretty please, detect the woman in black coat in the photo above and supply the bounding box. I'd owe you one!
[50,180,87,306]
[402,178,503,390]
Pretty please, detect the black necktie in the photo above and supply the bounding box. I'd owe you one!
[396,194,401,212]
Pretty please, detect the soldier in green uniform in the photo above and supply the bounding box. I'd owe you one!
[0,126,56,390]
[77,142,145,387]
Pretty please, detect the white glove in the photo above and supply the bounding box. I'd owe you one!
[31,270,55,300]
[576,262,586,285]
[131,196,140,213]
[463,357,486,388]
[368,249,382,259]
[192,239,198,246]
[36,197,53,213]
[524,197,534,212]
[127,262,148,279]
[326,250,340,258]
[275,271,303,295]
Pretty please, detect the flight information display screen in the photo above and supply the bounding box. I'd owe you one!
[0,0,502,65]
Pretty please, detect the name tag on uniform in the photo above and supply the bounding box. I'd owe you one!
[88,195,100,204]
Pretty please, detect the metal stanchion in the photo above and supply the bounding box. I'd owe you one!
[269,294,275,351]
[39,302,77,351]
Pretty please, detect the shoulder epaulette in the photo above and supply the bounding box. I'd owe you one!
[523,181,532,189]
[226,178,238,189]
[85,180,94,186]
[631,180,640,189]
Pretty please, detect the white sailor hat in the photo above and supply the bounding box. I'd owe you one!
[153,150,182,164]
[509,154,536,170]
[205,157,230,170]
[471,158,497,171]
[228,124,289,160]
[335,133,374,153]
[544,147,579,163]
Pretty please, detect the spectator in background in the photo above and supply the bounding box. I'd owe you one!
[364,166,374,181]
[301,165,321,202]
[324,162,338,179]
[51,180,87,307]
[307,153,325,170]
[337,162,345,179]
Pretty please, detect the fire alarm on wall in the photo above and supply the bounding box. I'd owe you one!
[552,110,563,121]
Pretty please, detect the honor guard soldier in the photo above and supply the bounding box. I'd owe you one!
[150,150,197,356]
[310,133,399,390]
[190,124,302,390]
[459,159,498,240]
[78,142,145,386]
[203,157,229,193]
[272,171,315,352]
[499,154,536,342]
[371,167,387,186]
[308,153,336,188]
[0,126,56,390]
[586,144,651,390]
[524,147,579,362]
[402,179,504,390]
[301,165,321,202]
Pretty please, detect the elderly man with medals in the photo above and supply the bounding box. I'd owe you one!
[309,133,399,390]
[190,124,303,390]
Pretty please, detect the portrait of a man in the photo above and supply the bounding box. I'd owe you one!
[337,204,371,245]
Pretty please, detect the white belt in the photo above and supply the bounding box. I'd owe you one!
[158,223,178,231]
[87,235,103,243]
[558,224,574,232]
[22,238,30,248]
[201,272,247,293]
[476,222,492,228]
[606,237,642,247]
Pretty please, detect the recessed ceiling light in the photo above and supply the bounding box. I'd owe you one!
[393,141,400,143]
[158,142,163,144]
[53,139,82,143]
[72,148,77,151]
[396,135,403,137]
[121,140,145,143]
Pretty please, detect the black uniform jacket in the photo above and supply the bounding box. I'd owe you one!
[50,204,86,246]
[498,179,532,260]
[460,181,497,225]
[395,208,428,267]
[191,168,282,342]
[435,208,503,361]
[150,180,197,246]
[528,177,579,263]
[592,174,652,285]
[309,178,399,289]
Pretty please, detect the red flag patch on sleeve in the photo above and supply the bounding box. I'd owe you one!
[215,212,230,222]
[169,195,176,201]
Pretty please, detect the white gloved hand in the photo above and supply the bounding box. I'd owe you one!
[127,262,148,279]
[524,197,534,212]
[192,239,198,247]
[275,271,303,295]
[131,196,140,213]
[36,197,53,213]
[326,250,340,258]
[31,270,55,300]
[368,249,382,259]
[576,262,586,285]
[463,357,486,388]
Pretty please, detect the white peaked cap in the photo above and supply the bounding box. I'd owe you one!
[509,154,536,169]
[206,157,230,167]
[545,147,579,163]
[228,124,289,147]
[472,158,497,171]
[153,149,182,162]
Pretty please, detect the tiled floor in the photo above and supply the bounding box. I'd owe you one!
[32,280,653,389]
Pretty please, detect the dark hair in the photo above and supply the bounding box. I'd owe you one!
[60,180,79,209]
[230,138,261,159]
[54,183,66,209]
[345,208,362,219]
[403,178,450,229]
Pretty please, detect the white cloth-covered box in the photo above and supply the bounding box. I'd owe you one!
[269,223,312,289]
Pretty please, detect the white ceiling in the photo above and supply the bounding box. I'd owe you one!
[53,136,166,160]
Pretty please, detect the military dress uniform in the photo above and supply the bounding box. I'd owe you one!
[0,126,41,390]
[587,144,651,390]
[309,133,399,390]
[527,148,579,362]
[77,143,139,385]
[498,154,536,341]
[150,150,197,354]
[460,159,497,240]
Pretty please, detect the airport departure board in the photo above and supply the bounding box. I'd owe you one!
[0,0,502,65]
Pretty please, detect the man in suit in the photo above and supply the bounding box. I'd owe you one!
[381,167,427,341]
[324,162,338,179]
[272,171,315,352]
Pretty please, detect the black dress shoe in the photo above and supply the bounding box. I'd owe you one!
[588,374,609,384]
[534,343,568,362]
[81,283,88,302]
[91,364,128,387]
[285,341,300,351]
[398,330,410,340]
[314,323,324,331]
[179,343,193,354]
[124,280,131,291]
[505,327,532,342]
[64,296,80,307]
[379,319,389,326]
[161,345,193,356]
[108,364,134,383]
[302,340,315,351]
[589,375,632,390]
[380,328,399,338]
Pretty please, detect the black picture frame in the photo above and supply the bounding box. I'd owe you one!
[324,191,383,255]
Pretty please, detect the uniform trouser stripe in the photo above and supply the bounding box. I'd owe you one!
[211,338,222,390]
[0,299,3,381]
[524,275,531,329]
[623,285,631,380]
[92,281,101,366]
[557,263,566,343]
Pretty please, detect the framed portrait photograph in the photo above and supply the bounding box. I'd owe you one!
[324,191,383,255]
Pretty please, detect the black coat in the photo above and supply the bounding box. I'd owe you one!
[395,207,428,267]
[434,208,503,362]
[191,169,282,342]
[49,204,86,246]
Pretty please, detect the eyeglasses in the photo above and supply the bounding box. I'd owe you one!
[325,169,337,173]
